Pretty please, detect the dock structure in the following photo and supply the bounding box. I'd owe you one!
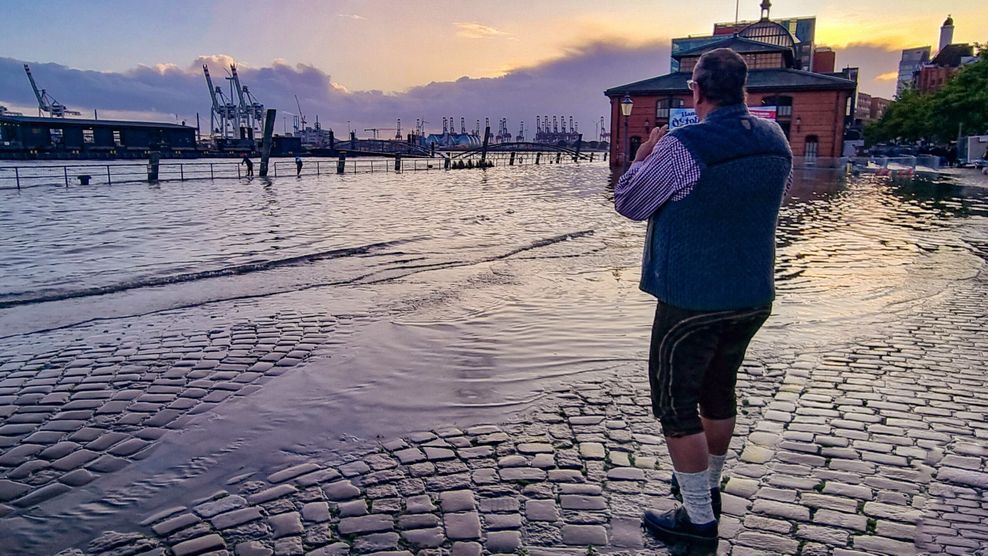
[0,115,196,159]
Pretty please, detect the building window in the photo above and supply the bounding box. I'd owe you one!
[763,95,793,117]
[805,135,819,159]
[83,129,95,144]
[113,130,122,145]
[655,98,684,121]
[629,136,642,162]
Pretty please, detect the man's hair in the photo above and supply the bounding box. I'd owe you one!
[694,48,748,106]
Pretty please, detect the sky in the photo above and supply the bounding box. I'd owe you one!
[1,0,983,135]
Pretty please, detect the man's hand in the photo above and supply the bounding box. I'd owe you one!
[633,125,669,162]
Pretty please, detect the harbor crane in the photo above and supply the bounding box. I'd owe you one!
[203,65,237,138]
[229,65,264,137]
[363,128,396,140]
[293,94,307,135]
[23,64,80,118]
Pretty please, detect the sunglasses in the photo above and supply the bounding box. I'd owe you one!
[687,79,698,91]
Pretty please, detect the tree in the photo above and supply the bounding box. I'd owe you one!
[865,50,988,145]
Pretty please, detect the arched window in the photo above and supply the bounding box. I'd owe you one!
[805,135,819,159]
[656,98,685,122]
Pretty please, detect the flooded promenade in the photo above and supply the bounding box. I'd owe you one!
[0,163,986,555]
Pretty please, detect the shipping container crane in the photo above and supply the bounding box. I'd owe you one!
[294,95,307,135]
[23,64,80,118]
[363,128,396,140]
[229,65,264,137]
[203,65,237,138]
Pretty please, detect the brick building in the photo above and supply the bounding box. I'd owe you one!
[916,43,976,94]
[604,19,857,167]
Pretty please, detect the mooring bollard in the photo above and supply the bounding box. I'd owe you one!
[337,155,346,174]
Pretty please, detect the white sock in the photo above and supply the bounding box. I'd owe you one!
[674,469,716,524]
[708,454,727,489]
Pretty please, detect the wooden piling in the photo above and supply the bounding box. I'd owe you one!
[258,109,277,177]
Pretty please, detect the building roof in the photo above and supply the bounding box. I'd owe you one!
[931,43,974,67]
[0,115,194,130]
[674,35,792,59]
[605,68,856,96]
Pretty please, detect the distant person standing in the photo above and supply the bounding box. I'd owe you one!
[295,155,304,177]
[614,48,792,546]
[241,155,254,177]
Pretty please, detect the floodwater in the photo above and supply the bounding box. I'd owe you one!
[0,161,986,552]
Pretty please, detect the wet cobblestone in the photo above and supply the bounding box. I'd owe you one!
[4,269,987,554]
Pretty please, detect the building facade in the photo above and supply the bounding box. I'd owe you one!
[897,47,932,97]
[916,43,976,94]
[605,24,856,167]
[0,115,196,158]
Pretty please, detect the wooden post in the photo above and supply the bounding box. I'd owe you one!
[258,108,277,177]
[574,133,583,162]
[107,165,112,185]
[337,154,346,174]
[394,155,401,173]
[480,126,491,167]
[535,153,541,165]
[556,152,561,164]
[509,151,515,166]
[444,156,451,170]
[63,166,68,187]
[14,167,20,190]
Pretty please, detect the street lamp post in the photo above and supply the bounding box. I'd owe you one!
[620,94,634,165]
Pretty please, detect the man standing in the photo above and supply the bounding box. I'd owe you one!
[241,154,254,177]
[614,48,792,545]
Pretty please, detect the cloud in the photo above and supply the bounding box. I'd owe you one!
[337,13,366,20]
[455,22,510,39]
[1,42,670,138]
[834,42,904,98]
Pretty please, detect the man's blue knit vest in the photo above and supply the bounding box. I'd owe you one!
[640,103,792,311]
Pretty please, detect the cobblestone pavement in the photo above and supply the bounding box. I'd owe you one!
[3,280,988,555]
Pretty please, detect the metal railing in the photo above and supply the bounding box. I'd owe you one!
[0,153,606,190]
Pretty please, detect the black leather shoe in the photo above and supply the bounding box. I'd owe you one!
[643,506,718,545]
[670,475,722,518]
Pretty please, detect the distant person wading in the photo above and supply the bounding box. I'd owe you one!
[614,48,793,546]
[241,155,254,177]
